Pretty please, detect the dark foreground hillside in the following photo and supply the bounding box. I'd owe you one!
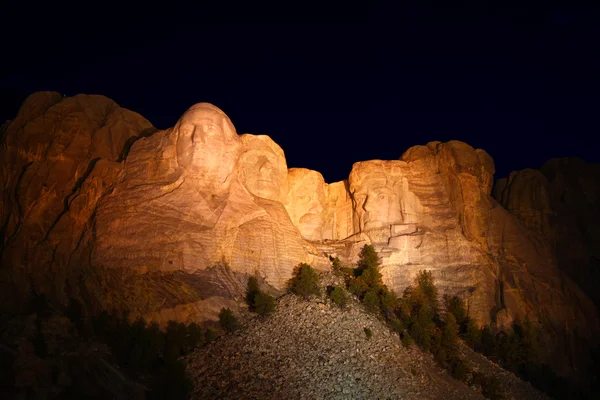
[185,272,547,399]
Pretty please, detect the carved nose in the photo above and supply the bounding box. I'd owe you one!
[259,160,273,175]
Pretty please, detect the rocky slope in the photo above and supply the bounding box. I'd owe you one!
[0,92,598,378]
[185,271,548,399]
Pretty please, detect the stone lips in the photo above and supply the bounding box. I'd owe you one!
[0,93,598,373]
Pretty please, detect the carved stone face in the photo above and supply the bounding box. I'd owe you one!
[239,135,288,201]
[285,169,325,240]
[175,103,240,189]
[349,163,403,232]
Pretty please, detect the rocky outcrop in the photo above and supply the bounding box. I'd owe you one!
[0,96,321,326]
[0,92,153,311]
[493,158,600,314]
[0,93,597,374]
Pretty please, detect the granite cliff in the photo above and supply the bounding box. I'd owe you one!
[1,92,598,376]
[493,158,600,315]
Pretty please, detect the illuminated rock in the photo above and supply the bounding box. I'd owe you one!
[284,168,326,241]
[0,93,597,370]
[94,105,311,292]
[0,92,153,309]
[239,134,288,202]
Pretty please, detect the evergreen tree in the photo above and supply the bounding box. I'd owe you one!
[329,286,348,308]
[218,308,239,332]
[357,244,379,271]
[441,313,460,357]
[415,270,438,309]
[246,276,276,316]
[463,318,481,348]
[289,263,320,299]
[253,291,276,316]
[348,276,369,298]
[445,295,467,328]
[245,276,260,306]
[380,288,399,321]
[362,289,381,314]
[480,325,496,357]
[329,255,342,269]
[185,322,203,351]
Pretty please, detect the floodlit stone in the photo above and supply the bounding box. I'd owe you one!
[0,93,597,372]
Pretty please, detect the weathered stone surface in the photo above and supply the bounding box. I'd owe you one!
[494,158,600,315]
[284,169,355,242]
[0,93,597,378]
[329,141,598,377]
[0,92,153,310]
[284,168,326,241]
[92,104,314,322]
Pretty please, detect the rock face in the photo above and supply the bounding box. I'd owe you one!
[493,158,600,313]
[0,93,598,375]
[0,95,319,326]
[0,92,154,310]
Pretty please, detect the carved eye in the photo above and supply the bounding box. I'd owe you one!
[180,124,194,138]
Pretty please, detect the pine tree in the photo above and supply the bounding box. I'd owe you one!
[357,244,379,270]
[218,308,239,332]
[253,291,276,316]
[289,263,320,299]
[441,313,460,357]
[445,295,467,327]
[245,276,260,306]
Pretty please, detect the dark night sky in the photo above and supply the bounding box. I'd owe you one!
[1,3,599,183]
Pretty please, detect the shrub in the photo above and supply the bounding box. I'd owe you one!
[357,244,379,271]
[205,328,216,344]
[349,277,369,298]
[329,286,348,308]
[401,332,413,348]
[445,295,468,329]
[441,313,460,356]
[253,291,276,316]
[218,308,239,332]
[389,317,404,334]
[186,322,203,351]
[414,270,438,309]
[448,356,470,382]
[246,276,276,316]
[362,288,381,314]
[329,255,342,269]
[380,288,399,321]
[477,374,504,400]
[463,318,481,348]
[364,327,373,340]
[435,348,448,367]
[480,325,496,357]
[360,264,383,288]
[245,276,260,306]
[289,263,320,298]
[164,321,187,363]
[411,305,436,351]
